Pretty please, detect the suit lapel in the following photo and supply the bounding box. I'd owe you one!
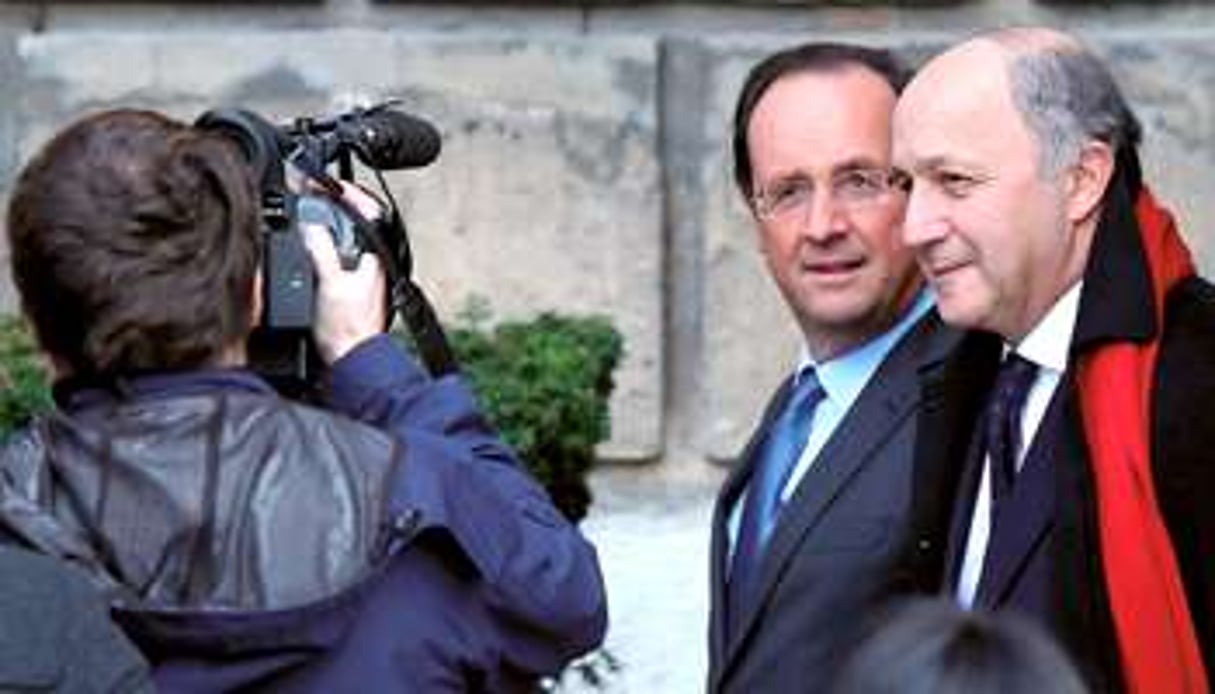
[720,312,957,667]
[755,355,918,584]
[708,378,792,680]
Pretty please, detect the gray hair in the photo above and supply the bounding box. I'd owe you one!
[1006,45,1142,176]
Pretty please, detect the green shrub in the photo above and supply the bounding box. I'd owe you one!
[445,311,623,524]
[0,316,53,434]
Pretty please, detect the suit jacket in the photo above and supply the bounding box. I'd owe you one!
[927,182,1215,692]
[707,310,962,693]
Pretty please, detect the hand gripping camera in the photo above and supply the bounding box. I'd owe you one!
[195,102,456,396]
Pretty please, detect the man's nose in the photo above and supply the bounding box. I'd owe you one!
[801,189,849,243]
[900,184,945,248]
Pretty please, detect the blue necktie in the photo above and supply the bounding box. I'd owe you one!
[728,370,825,633]
[984,353,1038,504]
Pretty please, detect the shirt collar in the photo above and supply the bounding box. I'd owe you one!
[1011,280,1083,374]
[795,288,935,408]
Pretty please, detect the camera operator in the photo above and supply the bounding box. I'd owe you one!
[0,108,607,692]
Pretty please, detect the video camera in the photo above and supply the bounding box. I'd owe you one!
[195,102,456,396]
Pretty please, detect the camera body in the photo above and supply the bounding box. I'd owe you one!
[195,103,441,394]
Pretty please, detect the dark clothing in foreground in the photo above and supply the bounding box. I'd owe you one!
[924,188,1215,692]
[0,545,151,693]
[0,336,607,693]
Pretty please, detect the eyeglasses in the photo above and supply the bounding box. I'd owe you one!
[751,168,910,223]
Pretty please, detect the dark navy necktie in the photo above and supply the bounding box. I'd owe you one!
[984,353,1038,504]
[728,369,825,634]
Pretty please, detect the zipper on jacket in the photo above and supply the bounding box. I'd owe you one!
[375,507,423,559]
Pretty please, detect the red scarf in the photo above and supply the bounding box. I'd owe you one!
[1075,187,1209,694]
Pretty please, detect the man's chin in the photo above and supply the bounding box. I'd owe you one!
[935,298,988,331]
[795,300,882,334]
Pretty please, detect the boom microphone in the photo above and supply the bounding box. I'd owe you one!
[334,109,442,171]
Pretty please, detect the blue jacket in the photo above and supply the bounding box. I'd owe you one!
[0,546,152,693]
[0,336,607,692]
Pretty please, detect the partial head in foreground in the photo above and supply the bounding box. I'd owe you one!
[833,598,1089,694]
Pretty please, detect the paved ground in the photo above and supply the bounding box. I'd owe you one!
[559,464,726,694]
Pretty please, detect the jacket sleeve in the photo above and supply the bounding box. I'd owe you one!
[0,549,154,694]
[324,335,608,672]
[1156,277,1215,675]
[324,335,512,463]
[61,572,156,694]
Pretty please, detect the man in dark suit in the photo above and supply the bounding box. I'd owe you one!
[894,28,1213,692]
[707,43,960,693]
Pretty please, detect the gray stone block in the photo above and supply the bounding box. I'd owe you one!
[0,27,18,313]
[1096,38,1215,270]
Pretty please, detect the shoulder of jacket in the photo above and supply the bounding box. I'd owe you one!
[225,393,400,451]
[1165,274,1215,323]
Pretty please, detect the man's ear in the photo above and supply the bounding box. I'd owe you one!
[1066,140,1116,224]
[249,269,264,329]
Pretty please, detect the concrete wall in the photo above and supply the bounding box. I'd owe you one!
[2,1,1214,474]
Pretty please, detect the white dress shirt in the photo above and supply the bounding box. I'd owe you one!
[955,282,1083,606]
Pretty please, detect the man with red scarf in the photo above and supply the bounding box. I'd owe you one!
[893,28,1213,693]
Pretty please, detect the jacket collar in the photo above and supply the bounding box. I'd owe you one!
[54,368,275,412]
[1073,171,1157,352]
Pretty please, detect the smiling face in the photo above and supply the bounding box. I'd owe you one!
[893,40,1095,342]
[746,67,921,359]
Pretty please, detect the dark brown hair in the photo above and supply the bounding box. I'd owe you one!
[7,109,261,377]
